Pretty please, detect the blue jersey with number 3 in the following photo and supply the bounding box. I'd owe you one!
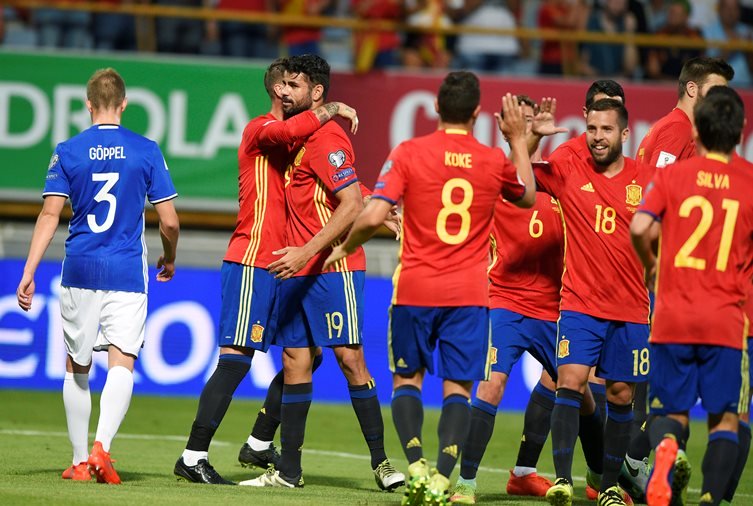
[43,124,177,293]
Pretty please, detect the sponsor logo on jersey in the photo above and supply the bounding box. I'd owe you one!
[331,168,355,183]
[625,181,643,206]
[650,397,664,409]
[558,337,570,358]
[396,358,408,368]
[251,323,265,343]
[328,150,346,169]
[580,182,595,192]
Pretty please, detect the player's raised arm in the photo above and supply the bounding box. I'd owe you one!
[17,195,66,311]
[497,93,535,208]
[153,199,180,282]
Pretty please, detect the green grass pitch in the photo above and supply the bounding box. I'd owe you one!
[0,390,750,505]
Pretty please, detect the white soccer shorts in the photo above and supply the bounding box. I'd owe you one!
[60,286,147,366]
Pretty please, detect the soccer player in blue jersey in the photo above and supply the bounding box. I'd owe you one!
[16,68,180,485]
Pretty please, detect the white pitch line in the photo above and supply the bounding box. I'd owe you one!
[1,429,750,498]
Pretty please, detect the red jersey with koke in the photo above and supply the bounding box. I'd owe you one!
[534,156,654,323]
[373,128,526,307]
[285,121,366,276]
[637,108,696,168]
[639,154,753,349]
[489,192,564,321]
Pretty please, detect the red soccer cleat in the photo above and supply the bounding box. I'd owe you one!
[62,462,91,481]
[505,469,553,497]
[88,441,121,485]
[586,484,599,500]
[646,437,678,506]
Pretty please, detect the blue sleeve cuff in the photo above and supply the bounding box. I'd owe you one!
[372,195,398,205]
[333,178,359,193]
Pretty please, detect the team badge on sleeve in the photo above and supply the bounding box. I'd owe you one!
[625,181,643,206]
[380,160,393,176]
[558,337,570,358]
[328,150,346,169]
[48,153,59,170]
[656,151,676,168]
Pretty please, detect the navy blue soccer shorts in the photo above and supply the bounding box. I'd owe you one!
[556,310,650,383]
[218,262,278,351]
[389,305,491,381]
[491,308,558,380]
[649,343,749,415]
[275,271,364,348]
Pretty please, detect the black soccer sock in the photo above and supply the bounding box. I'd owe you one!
[459,398,497,480]
[589,381,608,429]
[579,408,604,475]
[186,354,251,452]
[251,353,322,442]
[724,421,751,502]
[515,382,555,469]
[392,385,424,464]
[701,431,739,505]
[647,415,683,450]
[551,388,583,484]
[436,394,471,478]
[680,423,690,451]
[278,382,313,479]
[602,402,633,490]
[627,414,654,462]
[349,379,387,469]
[629,382,648,448]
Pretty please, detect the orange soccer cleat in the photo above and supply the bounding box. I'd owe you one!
[646,437,679,506]
[88,441,121,485]
[506,469,553,497]
[62,462,91,481]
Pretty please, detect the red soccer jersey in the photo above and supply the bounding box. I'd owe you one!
[285,121,366,276]
[534,156,654,323]
[637,108,696,168]
[549,132,590,164]
[373,128,526,307]
[639,154,753,349]
[224,111,321,267]
[489,193,564,321]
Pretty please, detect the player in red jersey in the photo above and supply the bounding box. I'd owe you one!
[326,74,536,504]
[241,54,404,491]
[535,99,653,506]
[637,57,734,168]
[632,86,753,506]
[175,58,362,485]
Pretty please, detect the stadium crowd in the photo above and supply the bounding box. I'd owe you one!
[2,0,753,84]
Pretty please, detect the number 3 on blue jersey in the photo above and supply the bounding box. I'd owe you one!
[88,172,119,233]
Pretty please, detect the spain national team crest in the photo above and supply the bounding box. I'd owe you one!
[251,323,265,343]
[489,346,498,365]
[558,338,570,359]
[625,180,643,206]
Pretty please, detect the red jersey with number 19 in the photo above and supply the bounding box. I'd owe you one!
[534,156,654,323]
[639,154,753,349]
[637,108,695,168]
[489,193,564,321]
[285,121,366,276]
[373,128,526,307]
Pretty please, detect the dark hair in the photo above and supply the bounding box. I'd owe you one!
[264,58,288,99]
[694,86,744,153]
[286,54,331,100]
[587,98,629,130]
[87,68,126,110]
[678,57,735,98]
[499,94,537,119]
[585,80,625,108]
[437,71,480,124]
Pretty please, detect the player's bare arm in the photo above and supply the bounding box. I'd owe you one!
[17,195,66,311]
[314,102,359,134]
[268,182,364,279]
[497,93,536,208]
[324,198,393,270]
[153,199,180,282]
[630,211,658,291]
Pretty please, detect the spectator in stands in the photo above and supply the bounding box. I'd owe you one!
[352,0,402,72]
[702,0,753,87]
[579,0,638,78]
[645,0,703,80]
[94,0,137,51]
[278,0,331,56]
[644,0,669,32]
[453,0,520,73]
[214,0,278,58]
[34,0,92,49]
[402,0,452,69]
[537,0,589,75]
[154,0,206,54]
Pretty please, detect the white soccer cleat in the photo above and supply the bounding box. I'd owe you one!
[238,468,303,488]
